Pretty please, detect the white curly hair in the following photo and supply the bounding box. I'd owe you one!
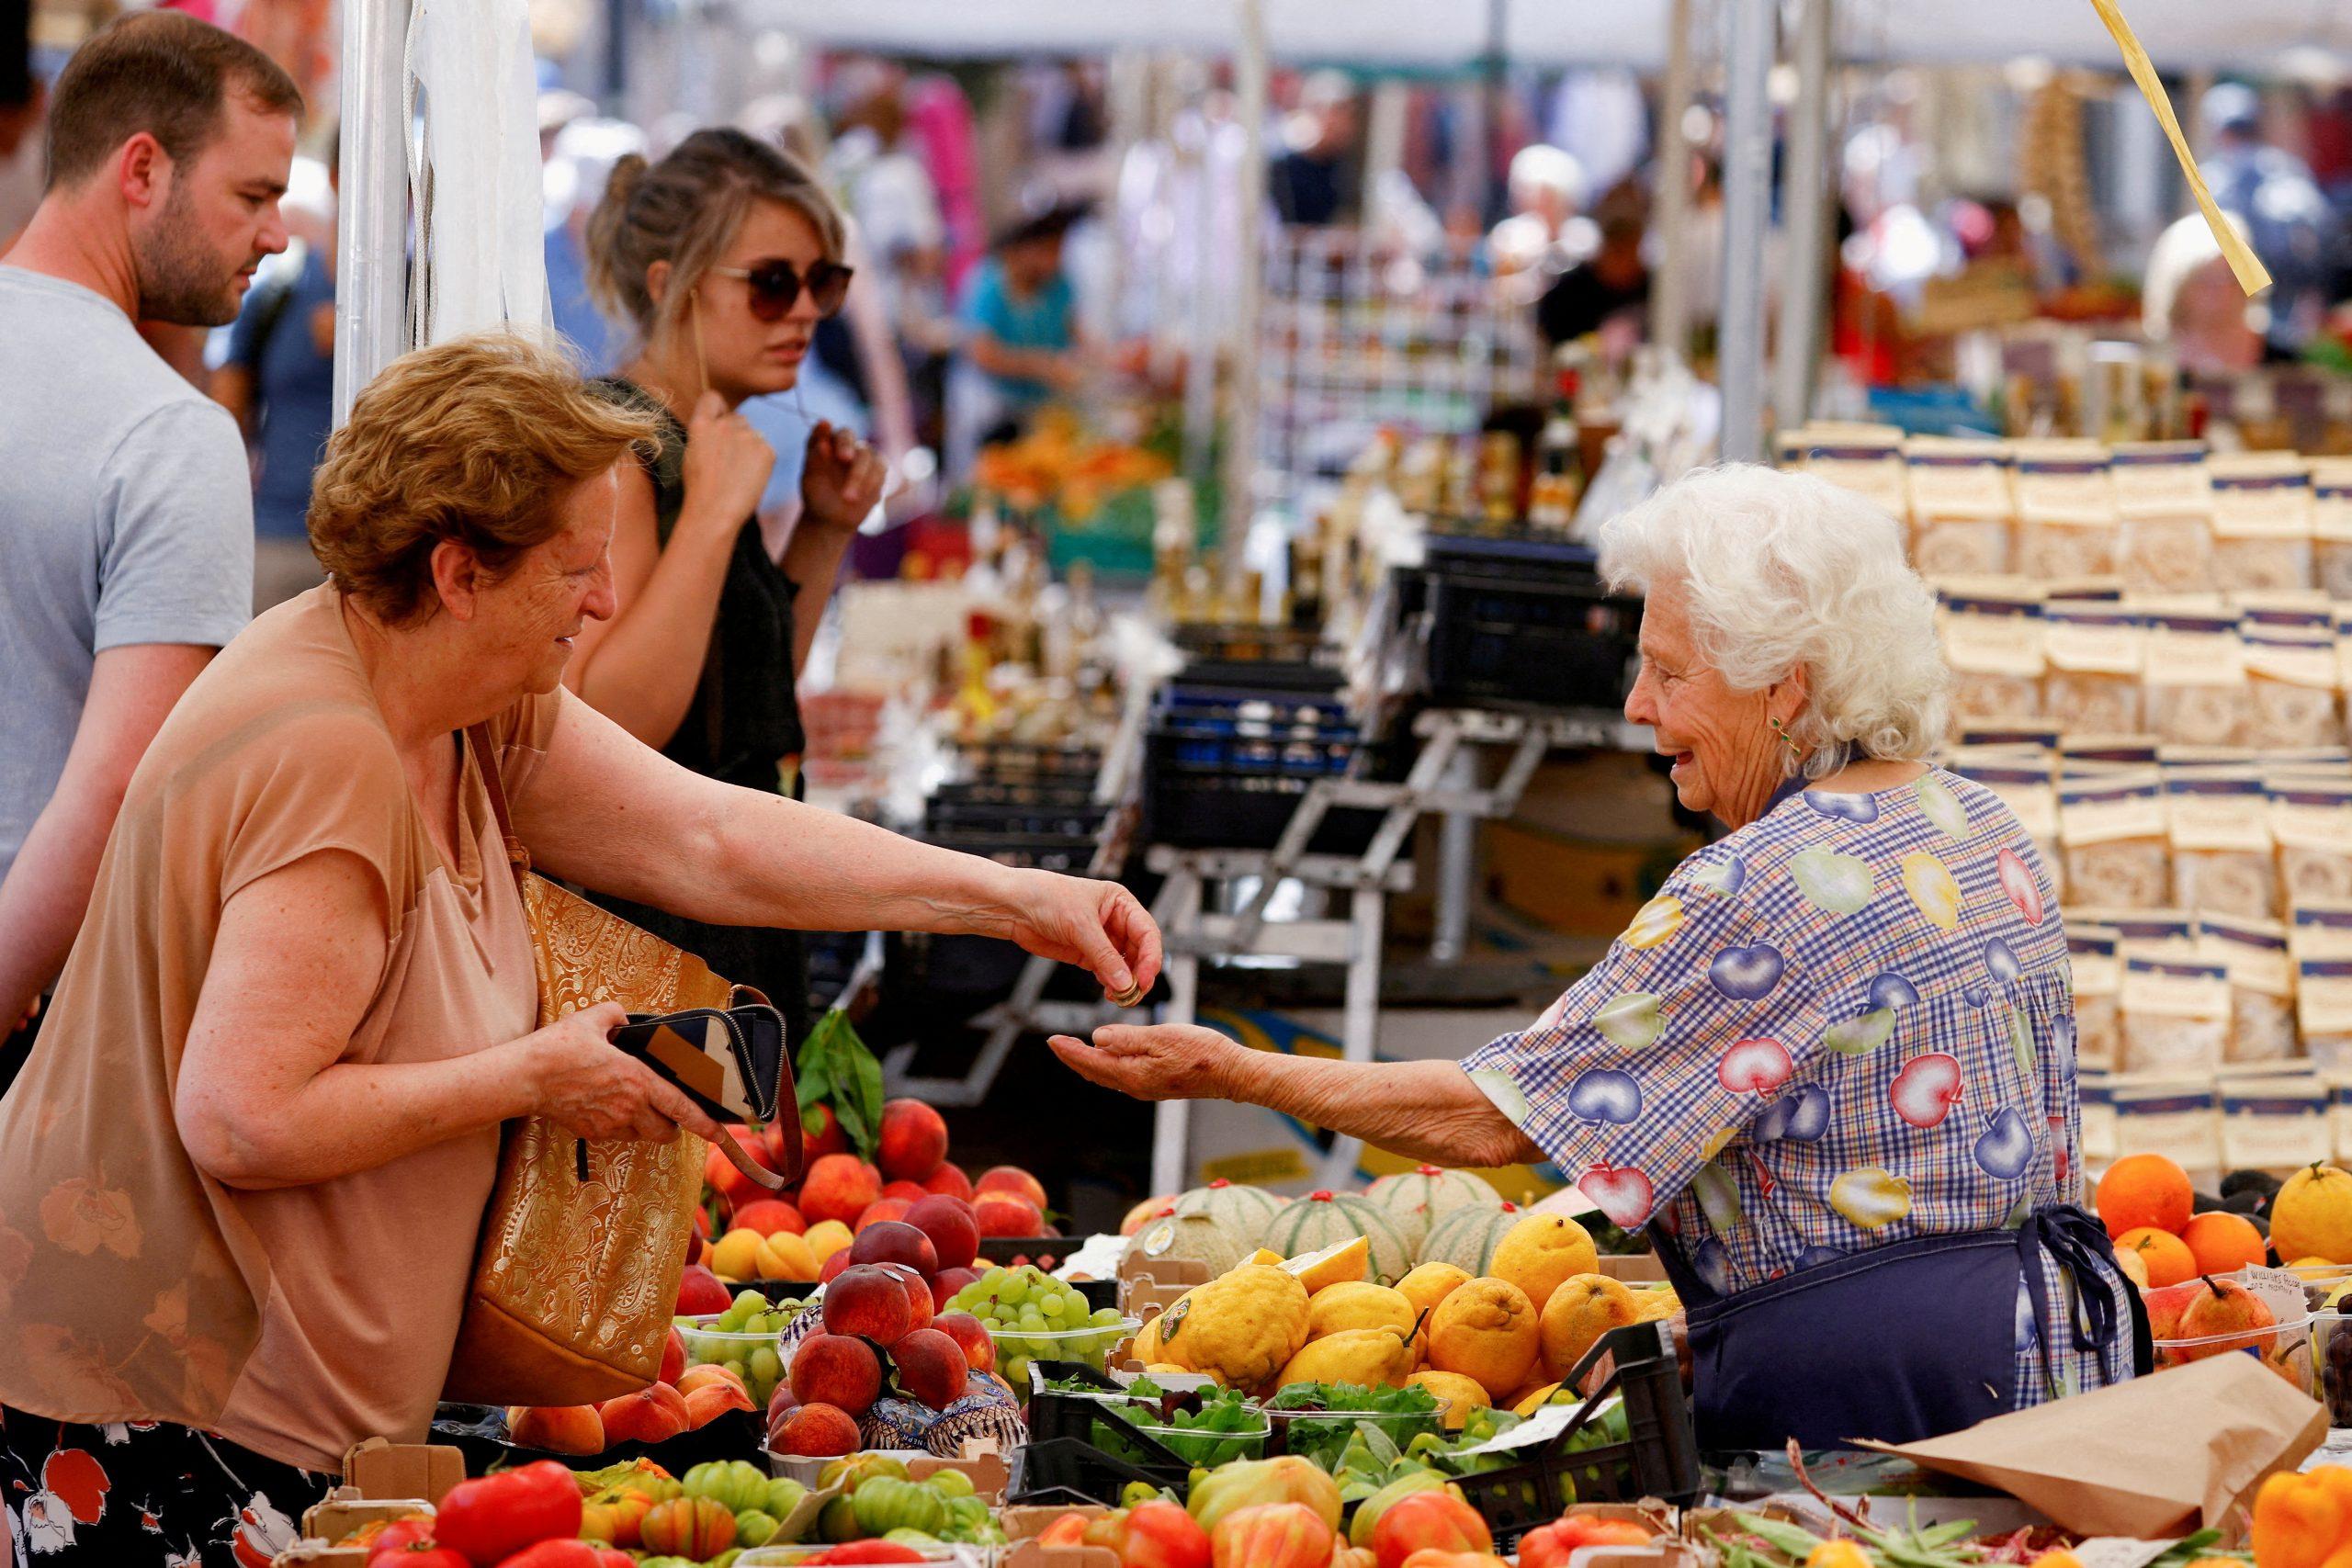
[1598,463,1949,779]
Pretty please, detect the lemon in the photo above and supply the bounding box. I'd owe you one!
[1275,1326,1417,1389]
[1426,1277,1541,1398]
[1307,1281,1417,1341]
[1488,1213,1599,1312]
[1247,1247,1284,1268]
[1396,1262,1473,1356]
[1133,1312,1166,1363]
[1157,1265,1311,1391]
[1629,1287,1681,1323]
[1405,1370,1489,1430]
[1282,1235,1371,1294]
[2273,1165,2352,1265]
[1539,1273,1640,1382]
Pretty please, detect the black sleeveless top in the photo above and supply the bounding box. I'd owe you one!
[584,377,809,1039]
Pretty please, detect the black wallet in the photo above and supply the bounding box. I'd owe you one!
[609,1002,796,1190]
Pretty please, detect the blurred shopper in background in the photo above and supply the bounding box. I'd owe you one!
[0,12,296,1096]
[1270,70,1362,227]
[947,202,1085,475]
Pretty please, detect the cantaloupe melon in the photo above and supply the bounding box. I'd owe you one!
[1174,1179,1289,1257]
[1128,1210,1244,1279]
[1261,1190,1412,1285]
[1416,1201,1526,1275]
[1363,1165,1506,1255]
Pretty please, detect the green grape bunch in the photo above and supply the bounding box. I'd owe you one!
[942,1265,1131,1388]
[674,1288,808,1408]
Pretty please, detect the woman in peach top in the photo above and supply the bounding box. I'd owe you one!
[0,334,1159,1565]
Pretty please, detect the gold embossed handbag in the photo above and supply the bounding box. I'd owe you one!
[440,726,801,1406]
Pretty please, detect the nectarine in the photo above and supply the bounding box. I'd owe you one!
[799,1155,884,1228]
[876,1262,934,1332]
[850,1219,938,1280]
[598,1382,689,1445]
[731,1198,806,1237]
[683,1379,757,1429]
[877,1099,949,1182]
[854,1198,913,1234]
[880,1181,929,1205]
[674,1264,731,1317]
[976,1165,1048,1211]
[889,1327,968,1410]
[788,1334,882,1416]
[903,1195,979,1271]
[933,1312,995,1373]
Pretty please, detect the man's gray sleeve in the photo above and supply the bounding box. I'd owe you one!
[93,398,255,652]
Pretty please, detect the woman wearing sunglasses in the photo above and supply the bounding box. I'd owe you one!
[573,128,882,1043]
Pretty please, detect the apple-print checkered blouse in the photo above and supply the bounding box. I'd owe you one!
[1463,768,2133,1404]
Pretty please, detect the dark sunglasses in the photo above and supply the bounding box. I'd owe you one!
[707,258,854,321]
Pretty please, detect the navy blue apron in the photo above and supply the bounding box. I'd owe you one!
[1650,765,2152,1451]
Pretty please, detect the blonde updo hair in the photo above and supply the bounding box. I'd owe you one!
[584,127,846,345]
[308,333,662,624]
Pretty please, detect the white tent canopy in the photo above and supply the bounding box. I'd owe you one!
[752,0,2352,72]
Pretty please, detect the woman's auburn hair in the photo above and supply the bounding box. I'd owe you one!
[307,333,662,624]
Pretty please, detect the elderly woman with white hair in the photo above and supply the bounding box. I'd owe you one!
[1053,465,2143,1449]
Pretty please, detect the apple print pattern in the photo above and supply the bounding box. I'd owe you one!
[1461,766,2126,1409]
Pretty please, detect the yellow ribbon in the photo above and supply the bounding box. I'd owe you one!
[2088,0,2271,296]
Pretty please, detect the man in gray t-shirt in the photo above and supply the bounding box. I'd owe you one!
[0,14,303,1073]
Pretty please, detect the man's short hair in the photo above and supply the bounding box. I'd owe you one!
[45,12,303,191]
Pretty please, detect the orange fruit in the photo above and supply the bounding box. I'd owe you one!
[2115,1226,2199,1289]
[2179,1211,2267,1276]
[2095,1155,2194,1239]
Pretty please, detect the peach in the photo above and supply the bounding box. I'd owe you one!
[683,1379,757,1429]
[820,1249,853,1285]
[705,1142,763,1215]
[881,1180,929,1204]
[974,1191,1045,1239]
[851,1220,939,1280]
[890,1327,969,1411]
[824,1264,915,1343]
[922,1163,974,1202]
[878,1100,949,1182]
[754,1231,819,1280]
[731,1198,806,1237]
[772,1401,861,1458]
[659,1327,687,1386]
[854,1198,914,1234]
[976,1165,1048,1211]
[933,1266,983,1303]
[765,1379,801,1449]
[877,1262,934,1332]
[789,1333,883,1416]
[675,1364,750,1399]
[597,1382,690,1445]
[802,1219,854,1265]
[507,1404,606,1455]
[933,1312,995,1373]
[799,1155,884,1228]
[674,1264,731,1317]
[903,1195,980,1271]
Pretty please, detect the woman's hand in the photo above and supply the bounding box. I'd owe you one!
[994,867,1162,1001]
[678,389,776,538]
[1047,1023,1238,1101]
[523,1001,732,1145]
[800,420,888,532]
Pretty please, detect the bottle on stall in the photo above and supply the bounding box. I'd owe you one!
[1290,522,1326,631]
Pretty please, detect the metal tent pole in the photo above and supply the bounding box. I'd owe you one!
[1648,0,1697,358]
[1219,0,1269,581]
[334,0,413,428]
[1772,0,1834,430]
[1715,0,1777,464]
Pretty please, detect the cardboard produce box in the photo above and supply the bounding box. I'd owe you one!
[999,1502,1119,1568]
[270,1439,465,1567]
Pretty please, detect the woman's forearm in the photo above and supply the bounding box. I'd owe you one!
[567,513,738,748]
[694,785,1027,935]
[182,1037,544,1191]
[1218,1052,1544,1170]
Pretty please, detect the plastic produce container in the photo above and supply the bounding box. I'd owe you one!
[2153,1306,2313,1395]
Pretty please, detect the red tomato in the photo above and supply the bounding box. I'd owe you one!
[431,1461,583,1566]
[492,1541,605,1568]
[370,1551,471,1568]
[1118,1498,1213,1568]
[363,1518,435,1558]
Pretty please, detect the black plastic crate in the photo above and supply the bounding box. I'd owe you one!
[1012,1362,1227,1505]
[1448,1322,1701,1548]
[1142,725,1382,853]
[1423,563,1640,710]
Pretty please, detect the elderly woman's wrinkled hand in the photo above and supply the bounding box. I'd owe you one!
[525,1001,733,1145]
[1003,870,1163,1003]
[1046,1023,1237,1102]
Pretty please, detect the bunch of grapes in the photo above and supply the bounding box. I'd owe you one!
[942,1265,1131,1389]
[676,1288,806,1408]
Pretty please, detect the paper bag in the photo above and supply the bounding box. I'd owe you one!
[1856,1355,2324,1538]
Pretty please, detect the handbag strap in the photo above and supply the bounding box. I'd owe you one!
[464,723,533,886]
